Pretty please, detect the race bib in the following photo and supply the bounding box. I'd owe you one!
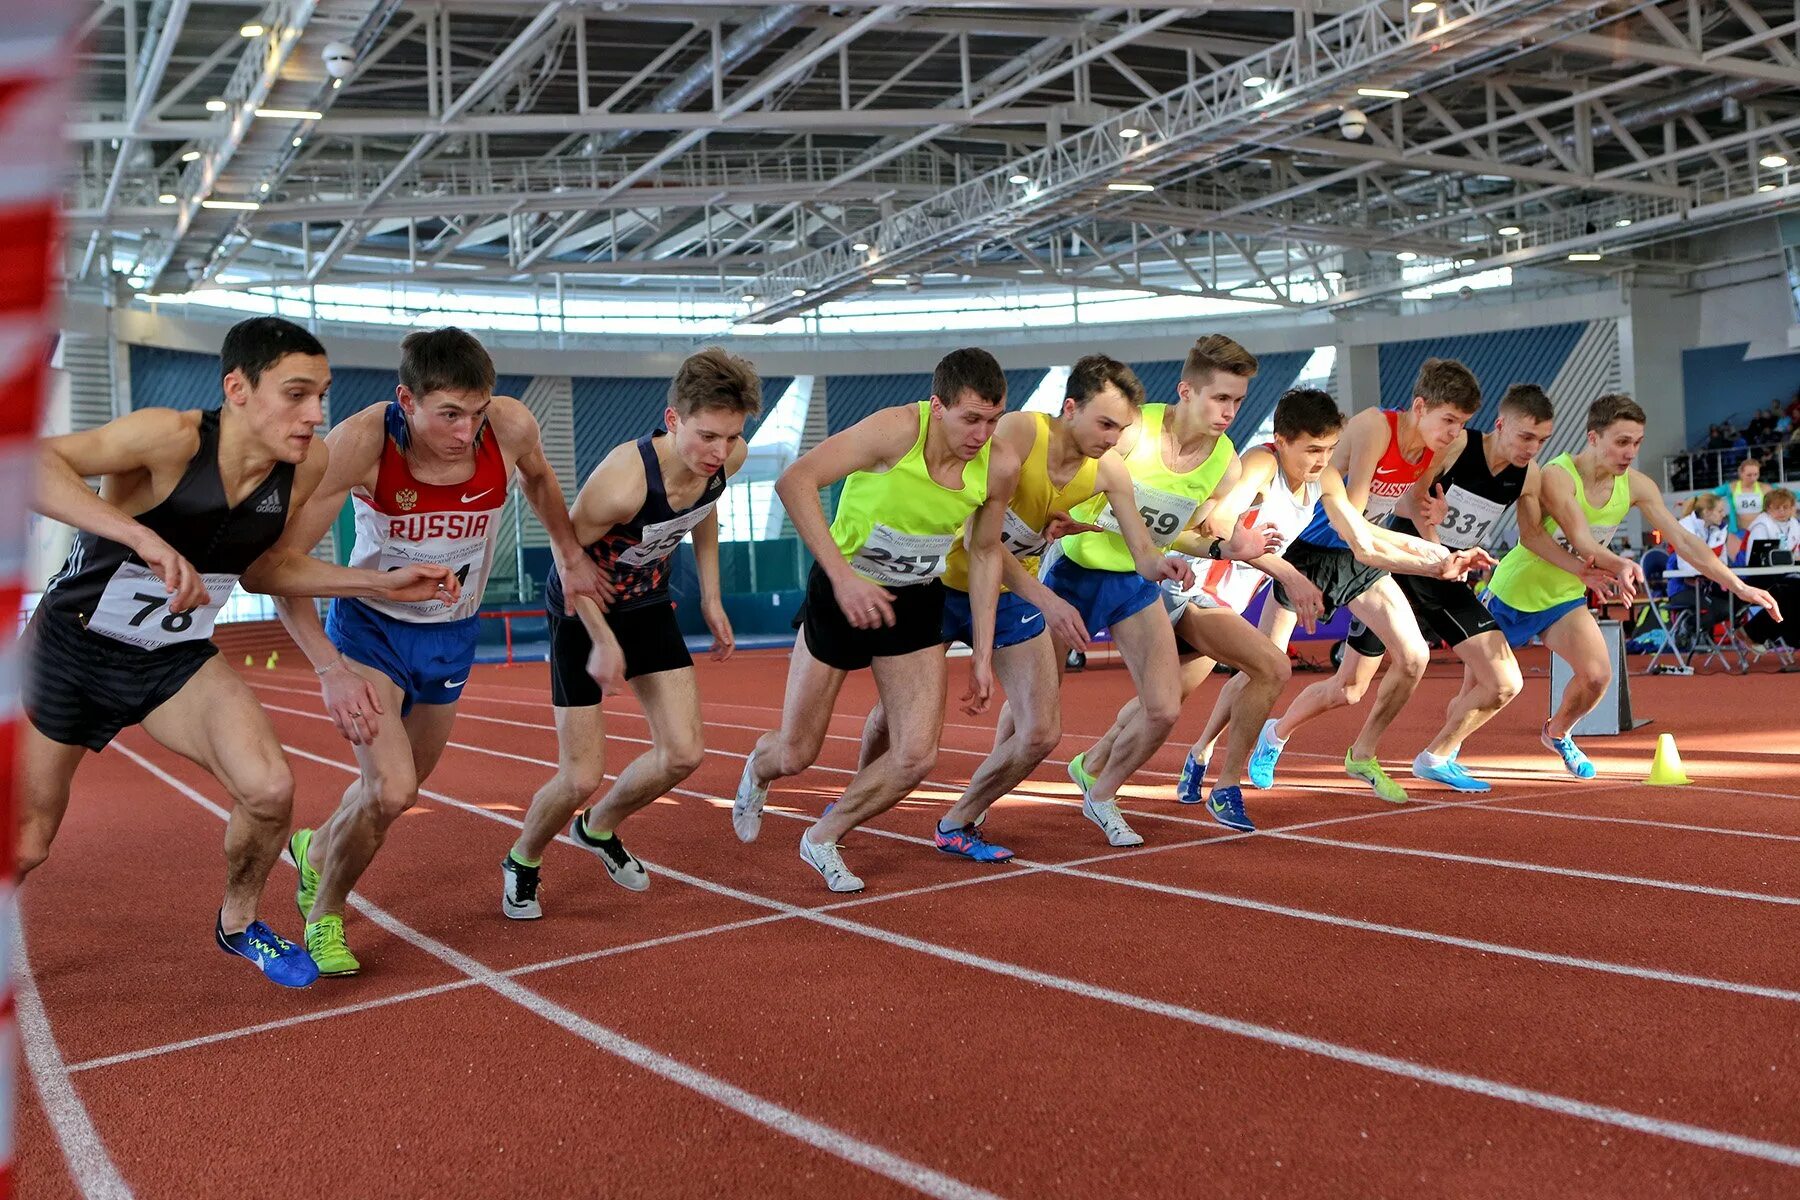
[1556,521,1621,557]
[618,503,717,568]
[1363,490,1404,522]
[1096,481,1198,548]
[86,562,237,649]
[379,540,483,618]
[1436,486,1506,549]
[999,507,1049,560]
[851,525,956,587]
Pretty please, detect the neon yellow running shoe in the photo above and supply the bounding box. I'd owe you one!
[289,827,320,920]
[1067,751,1097,799]
[1345,752,1409,804]
[304,915,360,976]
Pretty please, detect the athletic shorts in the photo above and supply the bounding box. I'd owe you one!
[942,589,1045,650]
[1484,593,1589,649]
[327,597,479,716]
[1274,539,1387,620]
[1043,557,1162,635]
[1346,574,1500,657]
[22,609,217,751]
[1167,575,1262,657]
[548,601,693,706]
[794,562,947,672]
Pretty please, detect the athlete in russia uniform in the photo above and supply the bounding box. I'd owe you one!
[23,317,458,988]
[501,349,761,919]
[263,327,604,975]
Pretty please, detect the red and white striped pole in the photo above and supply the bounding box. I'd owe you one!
[0,7,77,1196]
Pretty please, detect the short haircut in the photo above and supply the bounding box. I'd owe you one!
[933,347,1007,408]
[1182,333,1258,385]
[399,326,496,398]
[220,317,326,387]
[1271,388,1345,440]
[1066,354,1145,408]
[1499,383,1554,423]
[1586,392,1647,434]
[1767,487,1796,510]
[669,347,763,419]
[1413,358,1481,414]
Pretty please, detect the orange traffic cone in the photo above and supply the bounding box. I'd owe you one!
[1646,733,1690,786]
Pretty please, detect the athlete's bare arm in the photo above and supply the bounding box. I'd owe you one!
[488,396,608,610]
[962,443,1023,713]
[691,440,751,662]
[1170,455,1282,563]
[1093,453,1196,585]
[1394,430,1464,540]
[1318,468,1488,578]
[1335,407,1392,515]
[1520,463,1641,598]
[1631,470,1782,619]
[562,442,656,693]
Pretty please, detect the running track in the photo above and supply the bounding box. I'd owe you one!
[16,648,1800,1198]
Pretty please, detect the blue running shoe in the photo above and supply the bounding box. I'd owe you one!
[1540,724,1596,779]
[1176,753,1208,805]
[1246,720,1286,790]
[1205,786,1255,832]
[216,914,319,988]
[934,822,1014,863]
[1411,753,1492,793]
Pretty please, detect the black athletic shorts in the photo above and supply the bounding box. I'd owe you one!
[1274,539,1388,621]
[794,562,946,672]
[548,601,692,706]
[1347,574,1499,657]
[23,609,218,751]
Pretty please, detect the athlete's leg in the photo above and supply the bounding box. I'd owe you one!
[1421,631,1522,759]
[1086,604,1181,806]
[1340,579,1432,762]
[584,667,706,831]
[1084,640,1210,782]
[858,702,889,773]
[514,702,608,862]
[16,726,91,877]
[1204,602,1298,760]
[140,657,296,933]
[1175,608,1290,791]
[1542,607,1611,739]
[809,644,948,844]
[943,635,1060,828]
[748,629,846,787]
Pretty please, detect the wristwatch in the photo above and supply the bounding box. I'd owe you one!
[1205,538,1224,560]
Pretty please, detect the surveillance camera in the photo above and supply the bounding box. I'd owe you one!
[321,41,355,80]
[1338,107,1368,140]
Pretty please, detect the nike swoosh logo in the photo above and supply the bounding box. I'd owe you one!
[460,489,494,504]
[445,678,468,688]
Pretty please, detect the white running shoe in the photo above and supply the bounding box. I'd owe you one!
[500,856,543,921]
[1082,795,1144,847]
[799,833,865,893]
[733,758,768,843]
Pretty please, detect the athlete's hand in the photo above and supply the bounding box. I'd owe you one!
[961,653,995,716]
[831,571,897,629]
[1613,559,1646,603]
[586,639,626,697]
[320,659,383,746]
[1137,553,1196,589]
[555,551,614,614]
[1416,483,1450,531]
[702,596,735,662]
[1040,592,1091,648]
[1434,547,1495,580]
[135,533,210,614]
[381,563,461,605]
[1224,520,1283,562]
[1580,567,1621,600]
[1283,575,1326,634]
[1734,584,1782,624]
[1041,509,1103,541]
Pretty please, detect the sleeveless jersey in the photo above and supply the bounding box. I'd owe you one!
[40,408,295,651]
[1389,428,1526,550]
[546,431,725,615]
[830,401,990,588]
[1488,452,1631,611]
[1178,450,1320,614]
[1062,404,1234,572]
[345,403,507,623]
[1717,480,1767,536]
[942,412,1100,593]
[1297,408,1432,548]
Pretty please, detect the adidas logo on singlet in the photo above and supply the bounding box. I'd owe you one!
[255,492,285,515]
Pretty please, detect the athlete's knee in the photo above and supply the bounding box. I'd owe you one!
[1247,645,1290,688]
[660,736,705,780]
[15,838,50,877]
[1490,663,1523,708]
[1141,694,1181,737]
[1329,678,1366,707]
[235,761,295,822]
[562,761,607,800]
[886,739,939,789]
[1018,715,1063,762]
[1391,644,1430,681]
[362,775,419,825]
[1578,661,1612,693]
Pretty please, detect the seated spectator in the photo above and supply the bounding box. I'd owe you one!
[1669,492,1735,630]
[1743,489,1800,647]
[1746,487,1800,557]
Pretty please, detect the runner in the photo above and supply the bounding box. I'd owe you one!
[1486,392,1781,777]
[502,349,760,918]
[264,326,606,974]
[22,316,458,988]
[730,348,1016,893]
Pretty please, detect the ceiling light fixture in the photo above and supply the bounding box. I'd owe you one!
[1009,173,1030,185]
[1758,183,1776,192]
[180,150,200,162]
[1356,87,1411,100]
[1614,218,1632,228]
[1496,225,1521,236]
[1395,250,1419,262]
[239,23,264,37]
[1106,181,1155,192]
[254,107,322,120]
[292,137,302,147]
[852,240,871,252]
[1242,74,1268,88]
[1567,252,1603,262]
[201,199,260,211]
[205,98,227,112]
[741,294,758,305]
[1118,126,1141,139]
[872,276,909,285]
[1410,1,1438,12]
[157,193,176,204]
[1324,270,1345,280]
[1759,153,1789,169]
[791,287,806,297]
[331,78,343,90]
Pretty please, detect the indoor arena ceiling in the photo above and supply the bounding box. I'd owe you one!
[64,0,1800,316]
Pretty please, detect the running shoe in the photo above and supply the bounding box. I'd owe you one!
[934,822,1014,863]
[1176,753,1208,806]
[501,855,542,920]
[215,914,319,988]
[1540,723,1597,779]
[1246,720,1286,790]
[799,834,864,893]
[289,827,320,920]
[1345,752,1409,804]
[1066,751,1096,799]
[304,914,361,977]
[1205,785,1255,833]
[732,759,768,843]
[1081,795,1144,847]
[571,813,649,891]
[1411,753,1492,793]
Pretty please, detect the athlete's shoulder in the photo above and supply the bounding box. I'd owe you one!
[323,402,389,468]
[1345,405,1392,441]
[723,437,751,478]
[994,409,1039,453]
[482,394,539,451]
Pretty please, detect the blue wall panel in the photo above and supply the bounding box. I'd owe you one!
[1681,343,1800,446]
[1227,351,1309,446]
[1377,324,1584,427]
[1126,359,1185,404]
[129,345,220,411]
[571,376,670,478]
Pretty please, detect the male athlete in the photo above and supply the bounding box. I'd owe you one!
[1246,359,1486,803]
[265,327,605,974]
[24,317,457,988]
[502,349,760,917]
[1486,393,1781,777]
[731,348,1016,893]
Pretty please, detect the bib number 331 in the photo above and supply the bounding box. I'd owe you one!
[851,525,955,587]
[86,562,238,649]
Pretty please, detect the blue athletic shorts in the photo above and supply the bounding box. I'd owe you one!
[941,588,1045,650]
[1483,593,1588,649]
[326,597,480,715]
[1043,557,1162,634]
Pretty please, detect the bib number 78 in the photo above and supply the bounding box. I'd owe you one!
[128,592,194,633]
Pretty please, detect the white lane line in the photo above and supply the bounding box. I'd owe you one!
[270,738,1800,1170]
[13,918,135,1199]
[111,743,1003,1200]
[1475,805,1800,843]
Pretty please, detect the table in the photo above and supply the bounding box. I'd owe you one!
[1661,564,1796,673]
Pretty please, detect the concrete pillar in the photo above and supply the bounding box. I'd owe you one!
[1335,339,1381,412]
[1618,285,1700,471]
